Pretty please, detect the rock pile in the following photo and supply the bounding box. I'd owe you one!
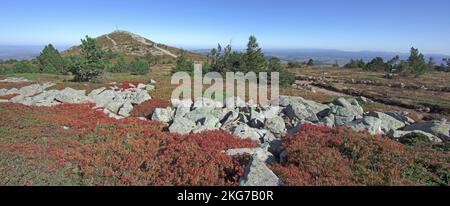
[1,80,156,119]
[0,77,30,83]
[150,96,449,186]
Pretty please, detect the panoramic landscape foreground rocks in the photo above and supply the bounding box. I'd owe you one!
[150,96,450,186]
[1,77,449,186]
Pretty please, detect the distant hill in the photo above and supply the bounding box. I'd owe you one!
[262,49,450,66]
[63,30,206,62]
[193,48,450,66]
[0,45,69,60]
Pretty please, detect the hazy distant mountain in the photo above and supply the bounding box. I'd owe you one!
[263,49,450,66]
[0,45,69,60]
[192,48,449,66]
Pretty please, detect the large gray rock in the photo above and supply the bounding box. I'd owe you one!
[348,116,383,135]
[385,111,415,125]
[366,111,406,132]
[232,124,264,142]
[169,117,196,135]
[30,90,60,106]
[88,87,107,97]
[387,130,442,143]
[130,89,151,104]
[284,102,318,122]
[186,107,225,123]
[90,90,117,108]
[54,87,89,103]
[300,98,330,114]
[265,116,286,137]
[18,82,55,97]
[332,97,364,118]
[152,108,174,123]
[118,102,133,117]
[325,106,358,126]
[404,121,450,141]
[239,155,283,186]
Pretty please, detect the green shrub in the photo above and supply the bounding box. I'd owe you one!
[129,58,150,75]
[36,44,68,74]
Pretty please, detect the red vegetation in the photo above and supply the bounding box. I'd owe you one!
[0,93,19,100]
[120,81,143,90]
[131,99,170,118]
[272,124,413,186]
[272,124,450,186]
[0,103,256,186]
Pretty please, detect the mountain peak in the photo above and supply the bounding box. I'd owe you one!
[64,31,206,61]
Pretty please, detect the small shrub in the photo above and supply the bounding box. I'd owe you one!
[129,58,150,75]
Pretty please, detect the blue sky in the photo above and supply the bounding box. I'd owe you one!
[1,0,449,54]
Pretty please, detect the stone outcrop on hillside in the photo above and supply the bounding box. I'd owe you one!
[1,80,155,119]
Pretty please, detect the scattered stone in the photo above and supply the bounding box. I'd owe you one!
[0,77,30,83]
[387,130,442,143]
[152,108,174,123]
[265,116,286,138]
[169,117,196,135]
[348,116,383,135]
[232,124,263,142]
[385,111,415,125]
[366,111,406,132]
[404,121,450,141]
[55,87,89,103]
[239,155,283,186]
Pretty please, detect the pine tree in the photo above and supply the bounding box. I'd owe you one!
[427,57,435,70]
[69,36,106,82]
[37,44,67,74]
[306,59,315,66]
[332,60,340,68]
[244,36,266,73]
[404,47,428,76]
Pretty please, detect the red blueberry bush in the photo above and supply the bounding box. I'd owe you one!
[272,124,450,186]
[120,81,143,90]
[0,94,19,100]
[0,103,256,186]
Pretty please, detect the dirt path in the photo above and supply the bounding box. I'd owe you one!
[130,34,178,58]
[106,35,118,47]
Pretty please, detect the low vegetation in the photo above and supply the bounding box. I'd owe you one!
[272,124,449,186]
[0,103,256,186]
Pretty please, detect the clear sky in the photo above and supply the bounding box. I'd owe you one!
[1,0,449,54]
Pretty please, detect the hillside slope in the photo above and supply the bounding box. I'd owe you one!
[63,30,206,62]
